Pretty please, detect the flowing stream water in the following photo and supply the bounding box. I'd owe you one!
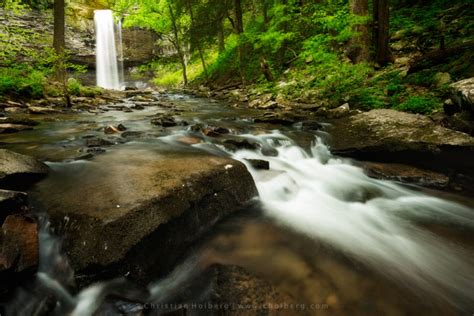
[2,94,474,315]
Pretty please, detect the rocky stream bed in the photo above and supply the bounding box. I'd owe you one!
[0,89,474,315]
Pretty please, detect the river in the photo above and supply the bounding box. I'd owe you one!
[3,93,474,315]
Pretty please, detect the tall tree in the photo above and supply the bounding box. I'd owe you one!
[167,2,188,85]
[348,0,370,63]
[233,0,244,34]
[184,0,208,79]
[53,0,70,106]
[373,0,391,65]
[233,0,245,84]
[53,0,65,79]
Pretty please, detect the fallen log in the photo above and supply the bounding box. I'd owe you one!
[408,40,474,74]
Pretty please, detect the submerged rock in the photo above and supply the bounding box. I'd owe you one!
[361,161,450,189]
[0,150,49,189]
[36,149,257,282]
[0,190,28,225]
[117,124,127,131]
[176,136,202,145]
[151,115,177,127]
[202,126,231,137]
[86,137,114,147]
[121,131,145,138]
[223,139,259,151]
[0,117,39,126]
[104,125,120,134]
[0,124,33,134]
[300,120,323,131]
[28,106,61,115]
[173,264,301,315]
[245,159,270,170]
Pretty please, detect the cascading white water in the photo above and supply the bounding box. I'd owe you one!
[230,132,474,308]
[94,10,121,90]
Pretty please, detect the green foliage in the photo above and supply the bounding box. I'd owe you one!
[0,3,54,97]
[116,0,471,116]
[67,78,81,95]
[0,66,46,97]
[350,87,386,110]
[206,35,239,79]
[396,96,441,114]
[80,86,103,97]
[67,78,102,97]
[406,71,435,87]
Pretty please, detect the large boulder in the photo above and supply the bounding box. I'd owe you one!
[0,150,49,189]
[32,146,257,283]
[450,77,474,116]
[328,109,474,174]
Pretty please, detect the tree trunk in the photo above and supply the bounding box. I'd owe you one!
[263,0,269,25]
[234,0,245,85]
[217,17,225,53]
[186,1,208,78]
[373,0,391,65]
[168,3,188,85]
[53,0,70,106]
[260,57,274,82]
[178,51,188,85]
[234,0,244,34]
[348,0,370,63]
[53,0,65,56]
[53,0,65,82]
[408,40,474,74]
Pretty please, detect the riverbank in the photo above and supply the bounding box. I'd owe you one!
[2,85,474,192]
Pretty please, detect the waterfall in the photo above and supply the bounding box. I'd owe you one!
[94,10,121,90]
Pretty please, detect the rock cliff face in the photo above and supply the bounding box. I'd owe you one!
[122,27,160,67]
[68,0,159,68]
[0,4,158,70]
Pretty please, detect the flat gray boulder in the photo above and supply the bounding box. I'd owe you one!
[33,146,257,282]
[0,150,49,189]
[328,109,474,173]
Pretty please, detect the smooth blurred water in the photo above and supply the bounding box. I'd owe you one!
[229,132,474,309]
[94,10,121,90]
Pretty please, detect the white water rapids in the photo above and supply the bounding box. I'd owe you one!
[230,132,474,307]
[8,132,474,314]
